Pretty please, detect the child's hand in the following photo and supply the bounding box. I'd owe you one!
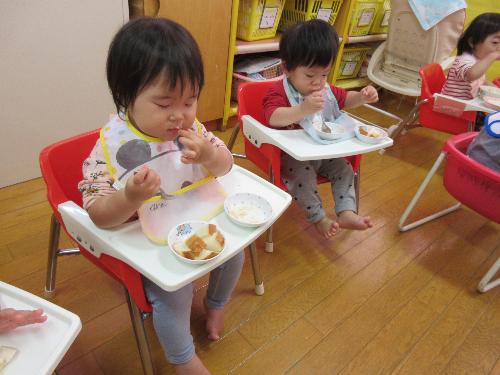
[300,89,325,116]
[360,85,378,104]
[124,166,161,203]
[178,129,213,165]
[0,308,47,333]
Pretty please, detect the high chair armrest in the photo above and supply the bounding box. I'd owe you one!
[346,104,404,129]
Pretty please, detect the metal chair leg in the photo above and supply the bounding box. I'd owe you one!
[265,165,275,253]
[248,242,264,295]
[45,214,81,296]
[477,257,500,293]
[125,289,154,375]
[45,214,61,294]
[227,124,240,152]
[354,166,361,213]
[399,152,461,232]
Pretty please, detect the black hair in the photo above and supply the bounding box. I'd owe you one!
[279,19,340,71]
[106,17,204,115]
[457,12,500,55]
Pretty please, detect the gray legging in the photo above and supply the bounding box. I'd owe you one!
[281,154,357,223]
[143,251,244,364]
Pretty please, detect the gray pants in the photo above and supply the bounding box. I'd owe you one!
[143,251,244,364]
[281,154,356,223]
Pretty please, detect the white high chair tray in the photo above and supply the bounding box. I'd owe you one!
[0,281,81,375]
[242,115,393,161]
[58,165,292,292]
[433,93,496,114]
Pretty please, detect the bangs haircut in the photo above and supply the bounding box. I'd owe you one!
[280,19,340,71]
[457,12,500,55]
[106,17,204,115]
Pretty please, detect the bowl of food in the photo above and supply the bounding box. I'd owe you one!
[168,221,225,264]
[313,121,346,140]
[224,193,272,227]
[479,85,500,99]
[354,125,388,144]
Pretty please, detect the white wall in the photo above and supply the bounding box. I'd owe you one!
[0,1,128,187]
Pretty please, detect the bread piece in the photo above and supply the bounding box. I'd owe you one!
[204,234,223,253]
[185,234,206,256]
[208,223,217,235]
[0,346,17,370]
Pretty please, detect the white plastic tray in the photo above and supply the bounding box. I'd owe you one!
[58,165,292,292]
[242,115,393,161]
[433,93,497,114]
[0,281,81,375]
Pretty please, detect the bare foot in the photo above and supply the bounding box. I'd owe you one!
[314,216,340,239]
[337,210,373,230]
[174,354,210,375]
[204,298,223,341]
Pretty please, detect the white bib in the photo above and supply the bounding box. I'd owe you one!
[100,115,226,244]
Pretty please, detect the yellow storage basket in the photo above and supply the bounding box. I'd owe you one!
[237,0,286,41]
[279,0,343,32]
[337,45,370,79]
[370,0,390,34]
[348,0,378,36]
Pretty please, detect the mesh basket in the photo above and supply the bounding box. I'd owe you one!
[348,0,378,36]
[370,0,390,34]
[279,0,343,32]
[231,62,283,101]
[337,45,371,79]
[237,0,286,41]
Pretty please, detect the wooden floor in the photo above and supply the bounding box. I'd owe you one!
[1,93,499,375]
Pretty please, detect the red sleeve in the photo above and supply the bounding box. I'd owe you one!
[330,84,347,109]
[262,79,290,125]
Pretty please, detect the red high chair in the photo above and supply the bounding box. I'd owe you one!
[389,63,476,140]
[40,129,155,375]
[40,129,267,374]
[399,132,500,292]
[228,80,361,252]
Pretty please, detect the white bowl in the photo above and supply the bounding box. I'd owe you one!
[479,85,500,99]
[354,125,388,144]
[482,96,500,110]
[224,193,272,227]
[313,121,346,140]
[168,221,225,265]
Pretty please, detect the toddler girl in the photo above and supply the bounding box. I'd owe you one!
[442,12,500,100]
[263,19,377,239]
[78,18,242,375]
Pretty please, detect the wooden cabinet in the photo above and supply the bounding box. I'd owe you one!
[143,0,233,123]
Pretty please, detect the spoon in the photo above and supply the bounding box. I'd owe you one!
[319,113,331,133]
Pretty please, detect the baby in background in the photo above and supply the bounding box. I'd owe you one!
[263,19,377,239]
[442,13,500,100]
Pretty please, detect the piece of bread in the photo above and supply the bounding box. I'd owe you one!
[173,224,225,260]
[0,346,17,370]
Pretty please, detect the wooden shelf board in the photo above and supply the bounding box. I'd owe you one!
[236,34,281,55]
[346,33,387,44]
[335,77,371,89]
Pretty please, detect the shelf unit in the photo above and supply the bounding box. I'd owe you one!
[221,0,389,130]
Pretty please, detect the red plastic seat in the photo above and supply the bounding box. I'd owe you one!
[229,80,362,252]
[399,132,500,292]
[388,63,476,141]
[236,80,361,191]
[39,129,154,374]
[418,63,476,134]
